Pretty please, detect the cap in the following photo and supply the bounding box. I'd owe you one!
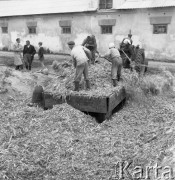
[67,41,75,45]
[109,42,115,49]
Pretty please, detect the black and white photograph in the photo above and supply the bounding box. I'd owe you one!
[0,0,175,179]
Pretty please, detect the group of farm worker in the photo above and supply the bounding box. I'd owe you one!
[27,34,132,109]
[13,38,45,71]
[68,33,133,91]
[13,33,133,92]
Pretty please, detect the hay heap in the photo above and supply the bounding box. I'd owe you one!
[46,60,124,97]
[0,87,175,179]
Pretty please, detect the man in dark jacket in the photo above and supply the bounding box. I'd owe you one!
[82,35,98,64]
[23,40,36,70]
[38,42,45,69]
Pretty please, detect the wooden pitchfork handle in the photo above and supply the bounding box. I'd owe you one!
[121,50,132,63]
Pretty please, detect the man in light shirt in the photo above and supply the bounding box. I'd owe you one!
[67,41,91,91]
[13,38,23,70]
[100,43,122,87]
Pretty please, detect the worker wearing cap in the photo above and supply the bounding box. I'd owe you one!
[100,43,122,87]
[67,41,91,91]
[82,35,98,64]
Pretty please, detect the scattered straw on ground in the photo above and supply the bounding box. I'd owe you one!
[0,60,175,179]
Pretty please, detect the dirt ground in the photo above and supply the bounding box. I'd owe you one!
[0,51,175,179]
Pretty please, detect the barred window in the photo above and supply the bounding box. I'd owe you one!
[153,24,167,34]
[101,26,112,34]
[1,27,8,34]
[62,26,71,34]
[99,0,113,9]
[28,26,36,34]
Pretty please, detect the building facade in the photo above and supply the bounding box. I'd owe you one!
[0,0,175,61]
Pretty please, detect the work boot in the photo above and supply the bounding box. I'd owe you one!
[74,81,79,91]
[86,80,90,90]
[112,79,117,87]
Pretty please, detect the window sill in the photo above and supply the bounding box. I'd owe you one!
[97,9,116,13]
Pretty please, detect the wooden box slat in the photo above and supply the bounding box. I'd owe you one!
[108,87,126,112]
[66,95,108,113]
[44,93,64,109]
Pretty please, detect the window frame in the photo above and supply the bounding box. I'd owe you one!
[61,26,71,34]
[101,25,113,34]
[1,26,8,34]
[99,0,113,9]
[153,24,168,34]
[28,26,37,34]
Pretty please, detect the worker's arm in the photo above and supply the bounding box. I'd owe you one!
[70,52,77,68]
[14,44,22,52]
[83,46,92,60]
[18,44,23,51]
[93,37,97,52]
[72,57,77,68]
[100,50,111,62]
[13,44,18,52]
[100,51,113,62]
[81,38,87,46]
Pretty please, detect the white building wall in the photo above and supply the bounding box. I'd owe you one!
[0,7,175,60]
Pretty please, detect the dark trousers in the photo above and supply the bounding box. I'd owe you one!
[24,54,32,70]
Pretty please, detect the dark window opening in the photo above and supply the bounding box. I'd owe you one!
[101,26,112,34]
[99,0,113,9]
[28,26,36,34]
[1,27,8,34]
[62,26,71,34]
[153,24,167,34]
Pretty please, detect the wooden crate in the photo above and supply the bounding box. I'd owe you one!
[44,92,64,109]
[66,87,126,122]
[44,86,126,122]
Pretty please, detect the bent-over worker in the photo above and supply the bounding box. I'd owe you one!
[100,43,122,87]
[82,35,98,64]
[67,41,91,91]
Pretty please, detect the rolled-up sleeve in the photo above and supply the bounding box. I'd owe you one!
[103,50,112,61]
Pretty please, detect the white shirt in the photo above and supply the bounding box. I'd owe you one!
[123,39,131,44]
[103,47,121,62]
[71,45,88,66]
